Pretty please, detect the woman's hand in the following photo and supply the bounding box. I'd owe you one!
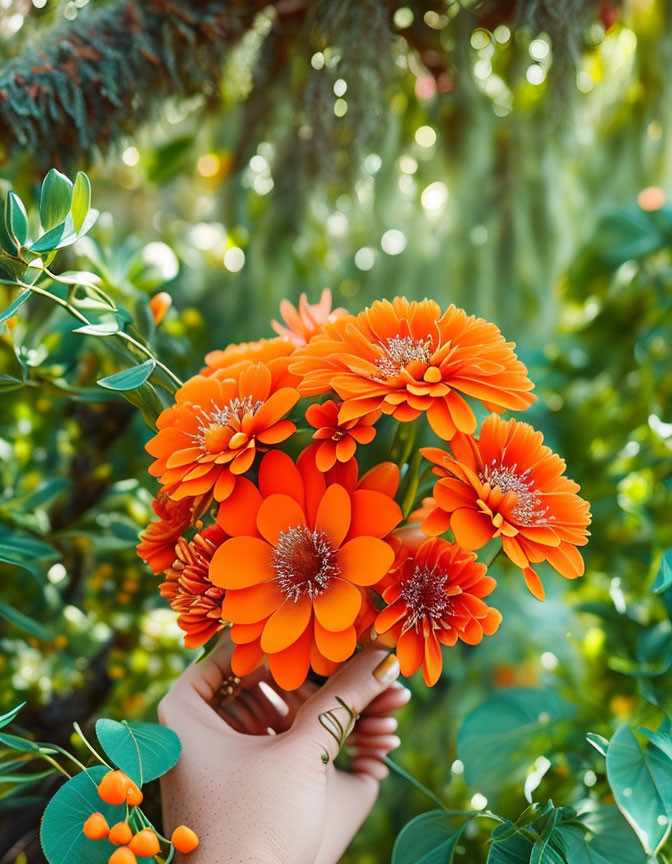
[158,635,409,864]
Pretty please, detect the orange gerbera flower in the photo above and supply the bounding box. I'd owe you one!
[201,336,298,388]
[272,289,347,347]
[208,449,402,689]
[306,399,380,472]
[375,535,501,685]
[146,363,300,502]
[137,492,202,574]
[290,297,535,440]
[421,416,591,600]
[159,526,227,649]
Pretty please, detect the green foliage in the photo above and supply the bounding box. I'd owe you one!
[392,810,471,864]
[95,719,181,787]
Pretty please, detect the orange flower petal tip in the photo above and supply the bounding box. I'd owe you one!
[171,825,200,854]
[126,780,143,806]
[97,770,130,805]
[108,822,134,846]
[149,291,172,326]
[82,812,110,840]
[108,848,137,864]
[129,829,161,857]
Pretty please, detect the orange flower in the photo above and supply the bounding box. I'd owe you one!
[159,526,227,649]
[306,400,380,472]
[375,536,501,685]
[201,337,298,388]
[208,449,402,689]
[146,363,300,502]
[421,416,591,600]
[290,297,535,440]
[137,492,202,574]
[272,289,347,347]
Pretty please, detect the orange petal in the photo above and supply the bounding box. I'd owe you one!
[213,469,236,502]
[261,596,312,653]
[374,599,407,634]
[348,490,402,540]
[209,537,272,589]
[256,419,296,445]
[450,508,493,550]
[337,537,395,586]
[313,578,362,630]
[259,450,305,508]
[268,623,312,690]
[230,446,256,475]
[315,484,351,546]
[426,399,457,441]
[358,462,400,497]
[396,629,423,678]
[257,494,306,546]
[216,477,263,537]
[315,442,337,473]
[230,620,266,644]
[422,506,453,537]
[252,387,300,428]
[524,568,545,603]
[422,633,443,686]
[221,582,284,624]
[231,641,265,677]
[313,620,357,662]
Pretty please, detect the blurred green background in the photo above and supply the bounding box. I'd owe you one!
[1,0,672,861]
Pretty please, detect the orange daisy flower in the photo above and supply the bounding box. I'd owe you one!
[201,336,298,388]
[145,363,300,502]
[421,416,591,600]
[272,289,347,347]
[137,492,200,574]
[290,297,535,440]
[306,400,380,472]
[375,535,501,685]
[208,448,402,689]
[159,526,227,649]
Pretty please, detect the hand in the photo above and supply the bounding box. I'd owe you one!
[158,634,409,864]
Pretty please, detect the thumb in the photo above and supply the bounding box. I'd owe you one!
[293,647,400,762]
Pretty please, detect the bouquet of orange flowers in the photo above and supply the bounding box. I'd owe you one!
[137,294,591,691]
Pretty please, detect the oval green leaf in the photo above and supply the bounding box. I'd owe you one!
[653,549,672,594]
[0,289,30,324]
[606,724,672,854]
[98,359,155,392]
[392,810,471,864]
[74,321,119,336]
[559,805,647,864]
[40,766,127,864]
[95,719,181,786]
[71,172,91,233]
[6,193,28,245]
[40,169,73,231]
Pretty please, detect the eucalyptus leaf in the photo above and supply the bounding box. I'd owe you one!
[0,289,30,324]
[71,172,91,233]
[98,359,155,391]
[6,193,28,245]
[30,220,70,253]
[95,719,181,786]
[40,169,73,231]
[73,321,119,336]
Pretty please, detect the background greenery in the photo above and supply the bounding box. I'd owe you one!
[1,0,672,861]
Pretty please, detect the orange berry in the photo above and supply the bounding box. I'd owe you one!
[129,829,161,857]
[82,812,110,840]
[98,770,130,805]
[108,822,133,846]
[171,825,199,854]
[149,291,172,326]
[126,780,143,807]
[108,848,137,864]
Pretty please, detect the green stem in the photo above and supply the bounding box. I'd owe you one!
[36,752,71,779]
[486,545,503,568]
[72,722,112,769]
[383,756,448,810]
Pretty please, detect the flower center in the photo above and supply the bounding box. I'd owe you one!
[479,461,549,525]
[400,566,451,632]
[195,397,263,452]
[272,525,341,602]
[374,335,433,380]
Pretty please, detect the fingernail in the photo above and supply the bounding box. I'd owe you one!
[373,653,400,684]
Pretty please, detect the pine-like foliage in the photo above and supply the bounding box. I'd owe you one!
[0,0,615,170]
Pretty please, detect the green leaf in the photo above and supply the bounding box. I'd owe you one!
[30,220,71,253]
[0,732,41,752]
[639,717,672,764]
[0,288,30,324]
[95,719,181,786]
[392,810,471,864]
[457,689,575,797]
[0,526,58,575]
[55,209,99,248]
[0,702,25,729]
[73,321,120,336]
[98,359,155,391]
[40,766,127,864]
[636,622,672,676]
[70,172,91,233]
[586,732,610,758]
[40,169,73,231]
[0,208,18,256]
[654,549,672,594]
[606,724,672,854]
[0,602,52,638]
[559,805,647,864]
[487,823,533,864]
[6,193,28,245]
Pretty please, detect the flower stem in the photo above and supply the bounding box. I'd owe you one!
[383,756,448,810]
[72,722,112,769]
[486,545,503,567]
